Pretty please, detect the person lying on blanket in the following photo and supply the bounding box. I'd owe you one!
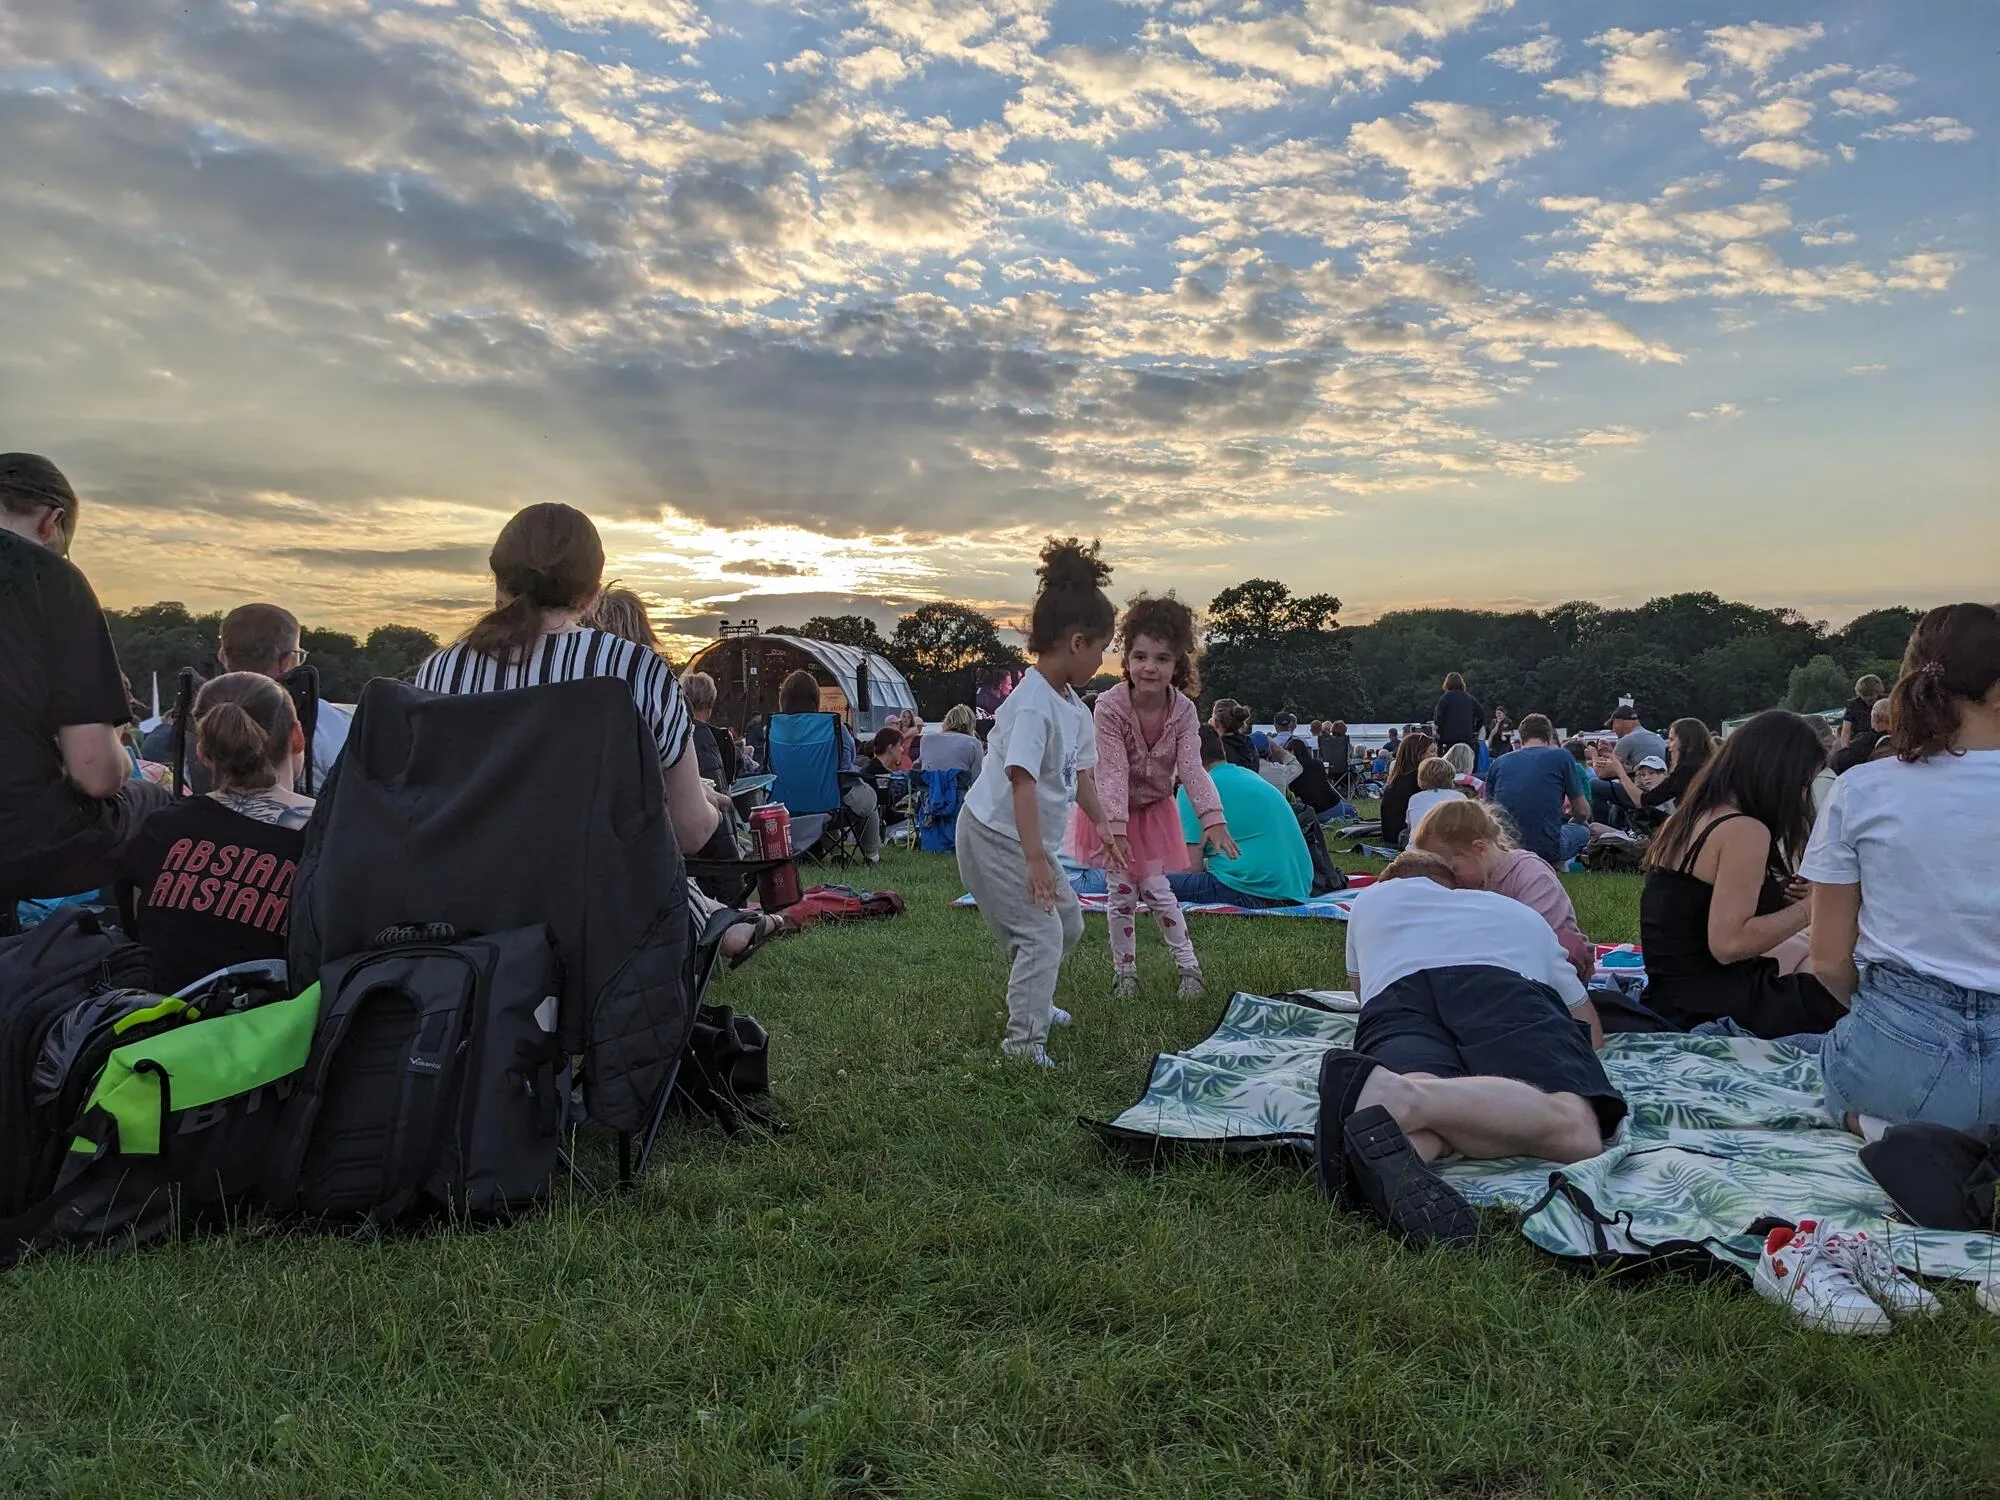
[1315,850,1625,1249]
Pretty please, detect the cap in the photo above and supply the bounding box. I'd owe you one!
[1610,705,1639,722]
[1275,711,1297,729]
[1636,755,1668,772]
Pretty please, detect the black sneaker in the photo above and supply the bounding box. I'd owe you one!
[1342,1104,1481,1248]
[1314,1049,1379,1207]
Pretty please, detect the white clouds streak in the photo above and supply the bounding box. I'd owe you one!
[1544,29,1705,108]
[1347,102,1556,189]
[1487,36,1562,74]
[1702,22,1824,79]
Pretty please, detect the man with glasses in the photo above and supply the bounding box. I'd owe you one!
[0,452,171,911]
[139,602,352,793]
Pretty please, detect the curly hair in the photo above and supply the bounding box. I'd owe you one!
[1118,593,1201,696]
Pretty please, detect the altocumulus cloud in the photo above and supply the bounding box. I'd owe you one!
[0,0,1978,637]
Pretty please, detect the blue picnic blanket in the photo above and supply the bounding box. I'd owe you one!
[1086,991,1999,1282]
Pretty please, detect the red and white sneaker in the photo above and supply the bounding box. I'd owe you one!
[1820,1227,1940,1320]
[1754,1220,1892,1335]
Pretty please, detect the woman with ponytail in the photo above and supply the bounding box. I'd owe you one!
[1805,603,2000,1134]
[116,673,313,991]
[415,504,724,858]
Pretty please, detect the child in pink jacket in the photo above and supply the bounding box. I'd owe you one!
[1070,596,1237,999]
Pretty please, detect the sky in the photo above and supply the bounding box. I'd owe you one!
[2,0,1993,658]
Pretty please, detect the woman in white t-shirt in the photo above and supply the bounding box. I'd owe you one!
[1805,603,2000,1133]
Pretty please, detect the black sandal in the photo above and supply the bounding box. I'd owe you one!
[727,910,792,970]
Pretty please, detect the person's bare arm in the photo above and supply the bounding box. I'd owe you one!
[1570,997,1606,1051]
[663,745,721,852]
[1074,769,1127,872]
[1595,749,1640,806]
[58,723,130,800]
[1808,882,1862,1004]
[1705,819,1810,963]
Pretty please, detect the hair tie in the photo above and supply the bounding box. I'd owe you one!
[1918,661,1946,681]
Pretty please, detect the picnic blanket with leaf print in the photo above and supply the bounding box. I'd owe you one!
[952,889,1362,920]
[1084,992,1998,1282]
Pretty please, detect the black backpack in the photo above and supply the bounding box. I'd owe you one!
[1295,807,1349,898]
[265,925,568,1227]
[0,909,154,1220]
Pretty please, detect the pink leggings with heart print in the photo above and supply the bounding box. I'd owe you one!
[1107,873,1198,975]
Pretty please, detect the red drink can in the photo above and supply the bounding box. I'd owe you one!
[749,804,800,909]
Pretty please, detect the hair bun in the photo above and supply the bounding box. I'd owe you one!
[1036,536,1112,593]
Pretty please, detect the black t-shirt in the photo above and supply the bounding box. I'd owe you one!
[1290,748,1339,814]
[1842,696,1874,738]
[1379,771,1420,845]
[692,721,728,792]
[0,531,133,899]
[1433,689,1483,747]
[116,796,305,994]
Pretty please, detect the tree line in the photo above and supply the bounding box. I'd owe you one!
[106,589,1922,732]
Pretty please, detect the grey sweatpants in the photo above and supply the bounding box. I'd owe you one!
[956,807,1083,1052]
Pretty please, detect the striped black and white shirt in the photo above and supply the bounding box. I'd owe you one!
[415,629,692,768]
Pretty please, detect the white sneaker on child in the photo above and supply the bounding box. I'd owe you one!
[1048,1005,1073,1028]
[1754,1219,1892,1335]
[1177,967,1206,1000]
[1111,971,1138,999]
[1977,1276,1998,1316]
[1000,1042,1058,1069]
[1820,1227,1940,1319]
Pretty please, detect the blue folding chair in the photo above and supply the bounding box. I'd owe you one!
[766,713,860,864]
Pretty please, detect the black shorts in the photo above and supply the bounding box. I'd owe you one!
[1355,964,1628,1139]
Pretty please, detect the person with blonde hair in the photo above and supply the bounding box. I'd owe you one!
[1413,799,1595,982]
[1402,756,1465,842]
[925,703,984,780]
[585,584,666,659]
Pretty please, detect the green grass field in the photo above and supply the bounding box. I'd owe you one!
[3,845,1994,1497]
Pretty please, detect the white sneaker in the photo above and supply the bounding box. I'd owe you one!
[1111,971,1138,999]
[1754,1220,1892,1335]
[1821,1227,1940,1320]
[1177,967,1206,1000]
[1975,1275,1998,1317]
[1048,1005,1073,1028]
[1000,1042,1058,1069]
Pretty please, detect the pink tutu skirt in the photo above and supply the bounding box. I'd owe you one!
[1068,797,1189,879]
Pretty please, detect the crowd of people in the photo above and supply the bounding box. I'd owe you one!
[6,453,1997,1275]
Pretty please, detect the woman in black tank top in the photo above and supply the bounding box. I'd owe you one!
[1639,713,1843,1038]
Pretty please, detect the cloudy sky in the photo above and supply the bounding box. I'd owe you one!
[2,1,1991,654]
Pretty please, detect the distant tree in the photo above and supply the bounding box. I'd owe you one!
[889,602,1024,718]
[789,614,890,655]
[1202,579,1368,722]
[1835,607,1922,665]
[1784,654,1853,714]
[361,624,439,683]
[104,603,222,709]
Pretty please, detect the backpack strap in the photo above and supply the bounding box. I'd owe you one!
[370,991,469,1223]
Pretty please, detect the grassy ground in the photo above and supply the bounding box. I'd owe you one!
[3,844,1994,1497]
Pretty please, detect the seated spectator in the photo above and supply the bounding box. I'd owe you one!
[1433,673,1483,754]
[1589,716,1713,833]
[859,725,910,821]
[1806,717,1838,821]
[1610,705,1667,769]
[116,673,313,993]
[586,583,668,658]
[1272,710,1306,753]
[0,453,171,908]
[1166,726,1310,908]
[1838,673,1887,752]
[1487,714,1591,868]
[1486,702,1515,756]
[413,505,781,962]
[1638,710,1843,1038]
[1257,735,1303,792]
[1376,731,1435,847]
[1287,727,1353,824]
[1319,719,1354,781]
[1833,696,1890,773]
[1319,850,1617,1246]
[1807,603,2000,1134]
[1413,799,1595,982]
[923,704,984,780]
[1402,756,1466,841]
[678,669,739,793]
[1211,699,1261,773]
[776,669,883,863]
[1442,740,1484,797]
[139,603,353,794]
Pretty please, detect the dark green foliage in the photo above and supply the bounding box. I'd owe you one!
[105,606,439,705]
[1201,579,1370,721]
[777,615,892,655]
[888,602,1026,717]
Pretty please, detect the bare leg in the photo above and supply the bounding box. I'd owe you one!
[1355,1068,1604,1163]
[1767,930,1812,976]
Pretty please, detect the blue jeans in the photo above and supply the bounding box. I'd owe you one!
[1819,963,2000,1129]
[1558,822,1591,866]
[1165,871,1294,909]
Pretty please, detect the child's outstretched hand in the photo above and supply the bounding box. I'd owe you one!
[1207,827,1241,861]
[1099,827,1131,874]
[1026,852,1061,912]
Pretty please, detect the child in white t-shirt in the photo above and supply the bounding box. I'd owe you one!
[1805,603,2000,1133]
[958,540,1124,1066]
